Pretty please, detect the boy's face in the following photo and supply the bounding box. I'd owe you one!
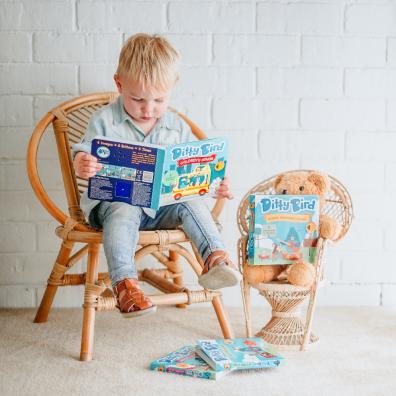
[114,74,174,128]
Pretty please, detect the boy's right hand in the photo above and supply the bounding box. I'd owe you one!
[73,152,102,179]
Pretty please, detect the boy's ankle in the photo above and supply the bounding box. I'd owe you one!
[113,278,138,292]
[199,250,242,290]
[203,250,234,273]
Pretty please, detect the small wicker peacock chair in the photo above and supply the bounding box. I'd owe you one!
[27,92,234,361]
[237,170,353,351]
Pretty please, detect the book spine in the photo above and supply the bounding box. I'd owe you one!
[247,195,255,264]
[197,342,231,371]
[233,359,282,370]
[151,365,216,380]
[151,148,165,210]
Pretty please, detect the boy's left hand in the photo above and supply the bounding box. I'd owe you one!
[216,176,234,200]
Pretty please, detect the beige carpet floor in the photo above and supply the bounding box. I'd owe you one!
[1,305,396,396]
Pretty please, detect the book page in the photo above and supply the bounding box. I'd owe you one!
[88,138,165,209]
[159,137,228,207]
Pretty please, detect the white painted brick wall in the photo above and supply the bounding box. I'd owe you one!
[0,0,395,308]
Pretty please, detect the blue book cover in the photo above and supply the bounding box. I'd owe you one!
[150,345,230,380]
[196,338,283,371]
[247,194,320,266]
[88,137,228,210]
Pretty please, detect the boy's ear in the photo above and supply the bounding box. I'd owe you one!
[114,74,122,93]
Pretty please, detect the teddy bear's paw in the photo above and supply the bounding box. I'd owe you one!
[286,261,315,288]
[319,215,342,241]
[243,264,284,286]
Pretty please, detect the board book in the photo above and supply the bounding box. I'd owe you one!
[150,345,229,380]
[195,338,283,371]
[88,136,228,210]
[247,194,320,266]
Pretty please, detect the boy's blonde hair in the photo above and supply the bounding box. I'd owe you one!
[116,33,180,90]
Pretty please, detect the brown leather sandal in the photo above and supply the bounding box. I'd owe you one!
[113,279,157,318]
[198,250,242,290]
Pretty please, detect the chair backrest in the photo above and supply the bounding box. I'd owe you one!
[27,92,212,230]
[237,170,354,244]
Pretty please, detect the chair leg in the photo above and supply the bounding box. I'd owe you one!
[301,239,326,350]
[34,240,74,323]
[80,243,100,362]
[301,286,319,351]
[169,250,187,309]
[187,240,235,338]
[241,279,252,337]
[212,295,234,339]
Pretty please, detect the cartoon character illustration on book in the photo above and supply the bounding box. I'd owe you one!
[151,345,227,380]
[247,195,320,266]
[257,234,302,262]
[172,164,211,200]
[233,345,276,359]
[232,341,277,364]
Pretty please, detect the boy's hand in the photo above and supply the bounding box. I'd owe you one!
[215,176,234,200]
[73,152,102,180]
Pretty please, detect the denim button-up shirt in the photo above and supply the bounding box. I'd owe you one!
[72,95,195,219]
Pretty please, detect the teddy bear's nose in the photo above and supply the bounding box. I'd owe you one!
[299,186,305,191]
[282,189,287,194]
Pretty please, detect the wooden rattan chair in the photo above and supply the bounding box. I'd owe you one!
[27,92,234,361]
[237,170,353,351]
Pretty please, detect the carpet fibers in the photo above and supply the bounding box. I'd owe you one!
[1,306,396,396]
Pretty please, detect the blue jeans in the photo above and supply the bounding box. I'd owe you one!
[89,200,225,286]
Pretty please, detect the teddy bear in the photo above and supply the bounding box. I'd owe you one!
[243,171,342,288]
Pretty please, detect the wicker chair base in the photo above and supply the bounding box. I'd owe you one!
[255,329,319,351]
[254,282,318,351]
[255,316,319,351]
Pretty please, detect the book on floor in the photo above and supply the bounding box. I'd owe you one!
[195,338,284,371]
[150,345,231,380]
[247,194,320,266]
[88,136,228,210]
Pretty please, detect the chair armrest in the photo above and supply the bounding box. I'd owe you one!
[26,112,90,232]
[237,236,248,273]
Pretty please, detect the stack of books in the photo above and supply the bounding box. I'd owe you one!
[150,338,284,380]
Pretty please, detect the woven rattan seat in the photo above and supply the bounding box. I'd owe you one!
[27,92,234,361]
[237,171,353,351]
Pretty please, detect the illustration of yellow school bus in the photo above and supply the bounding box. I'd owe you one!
[172,164,211,200]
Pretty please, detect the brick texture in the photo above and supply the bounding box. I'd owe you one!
[0,0,394,307]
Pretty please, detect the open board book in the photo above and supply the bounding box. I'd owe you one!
[88,136,228,210]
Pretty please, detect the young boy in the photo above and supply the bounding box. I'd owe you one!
[73,33,241,318]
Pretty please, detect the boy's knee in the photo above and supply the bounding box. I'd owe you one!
[178,200,212,223]
[102,202,143,223]
[181,200,210,216]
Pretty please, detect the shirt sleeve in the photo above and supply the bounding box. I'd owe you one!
[71,114,106,158]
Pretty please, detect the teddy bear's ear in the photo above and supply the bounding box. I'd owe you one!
[274,174,284,189]
[307,172,330,194]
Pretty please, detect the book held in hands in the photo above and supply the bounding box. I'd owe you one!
[88,136,228,210]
